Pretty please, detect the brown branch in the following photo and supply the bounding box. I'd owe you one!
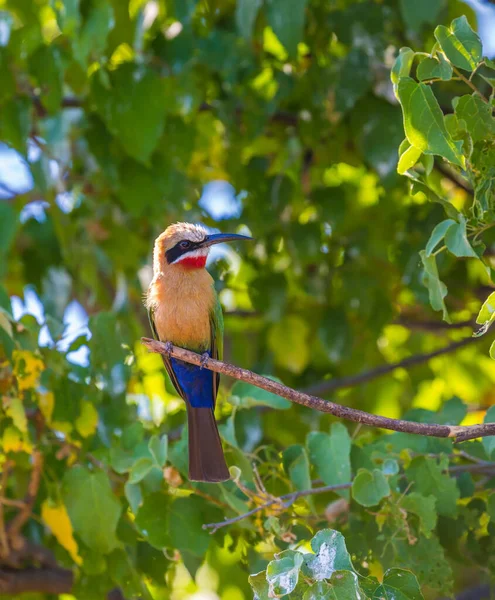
[0,463,11,559]
[0,567,74,595]
[203,482,352,533]
[141,337,494,443]
[434,161,474,195]
[303,335,480,396]
[7,450,43,541]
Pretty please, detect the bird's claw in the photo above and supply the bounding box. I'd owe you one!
[164,341,173,358]
[200,352,209,369]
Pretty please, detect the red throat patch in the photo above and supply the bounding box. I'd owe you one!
[178,255,207,269]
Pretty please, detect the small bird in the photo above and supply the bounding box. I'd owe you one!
[146,222,252,482]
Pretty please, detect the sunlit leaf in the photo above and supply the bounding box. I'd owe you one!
[42,500,82,565]
[434,16,482,72]
[266,550,304,597]
[397,78,465,167]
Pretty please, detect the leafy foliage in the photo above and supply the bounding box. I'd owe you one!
[0,0,495,598]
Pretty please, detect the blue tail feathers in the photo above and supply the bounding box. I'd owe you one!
[170,353,215,408]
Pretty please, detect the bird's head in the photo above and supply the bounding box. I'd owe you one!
[153,222,252,272]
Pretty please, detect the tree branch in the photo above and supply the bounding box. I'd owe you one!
[434,161,474,195]
[141,337,493,443]
[0,567,74,595]
[7,450,42,541]
[202,482,352,533]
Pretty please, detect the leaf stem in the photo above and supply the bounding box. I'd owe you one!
[452,66,490,103]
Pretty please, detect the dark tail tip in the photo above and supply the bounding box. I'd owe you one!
[187,407,230,483]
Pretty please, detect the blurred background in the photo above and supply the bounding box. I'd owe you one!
[1,0,495,599]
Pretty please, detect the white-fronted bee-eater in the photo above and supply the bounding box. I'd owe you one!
[146,222,252,482]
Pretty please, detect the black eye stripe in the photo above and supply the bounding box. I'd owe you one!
[165,239,202,264]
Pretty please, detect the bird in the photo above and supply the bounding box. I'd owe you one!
[146,222,252,482]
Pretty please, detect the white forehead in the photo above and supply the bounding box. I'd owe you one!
[177,223,208,243]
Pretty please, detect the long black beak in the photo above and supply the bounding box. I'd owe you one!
[201,232,253,248]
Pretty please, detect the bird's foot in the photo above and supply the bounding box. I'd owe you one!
[200,352,209,369]
[164,341,173,358]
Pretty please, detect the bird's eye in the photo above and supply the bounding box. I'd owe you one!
[180,240,191,249]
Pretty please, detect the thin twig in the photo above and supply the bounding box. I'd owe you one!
[7,451,43,540]
[141,338,492,443]
[0,462,11,558]
[452,66,490,103]
[434,161,473,195]
[303,336,481,396]
[202,482,352,533]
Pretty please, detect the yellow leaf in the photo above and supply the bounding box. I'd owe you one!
[5,397,27,433]
[0,309,12,337]
[2,426,33,454]
[38,391,54,424]
[41,500,82,565]
[75,402,98,438]
[13,350,44,391]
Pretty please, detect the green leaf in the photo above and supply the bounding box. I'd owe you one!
[265,0,308,58]
[335,49,372,113]
[249,571,270,600]
[366,568,424,600]
[397,78,465,167]
[63,467,122,554]
[91,64,166,163]
[391,47,415,92]
[303,530,354,581]
[168,497,211,557]
[407,173,460,219]
[266,550,303,597]
[382,459,399,475]
[351,468,390,507]
[490,340,495,360]
[148,434,168,467]
[476,292,495,325]
[28,45,64,113]
[307,423,351,498]
[398,143,422,174]
[53,0,80,36]
[482,406,495,458]
[444,216,478,258]
[88,312,127,373]
[395,535,453,595]
[417,54,453,82]
[425,219,456,256]
[399,0,442,34]
[135,492,170,549]
[453,95,495,143]
[0,203,18,259]
[0,96,31,154]
[73,0,113,66]
[406,456,459,517]
[128,457,154,484]
[419,251,450,322]
[434,16,482,72]
[229,378,290,410]
[282,451,315,496]
[283,445,312,493]
[487,492,495,523]
[236,0,262,40]
[268,316,309,374]
[124,482,142,514]
[303,572,363,599]
[401,493,437,538]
